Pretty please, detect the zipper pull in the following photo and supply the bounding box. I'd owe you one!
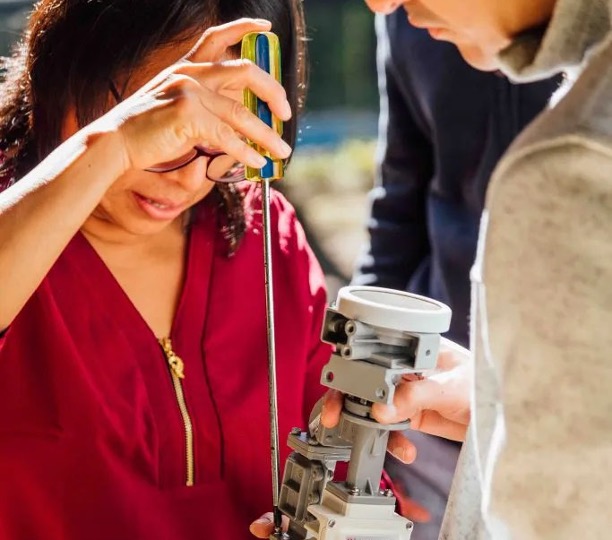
[159,337,185,379]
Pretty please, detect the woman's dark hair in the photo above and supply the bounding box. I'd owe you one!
[0,0,307,253]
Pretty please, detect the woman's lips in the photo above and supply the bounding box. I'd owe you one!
[133,192,186,221]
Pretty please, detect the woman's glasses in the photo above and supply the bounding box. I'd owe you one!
[109,81,245,183]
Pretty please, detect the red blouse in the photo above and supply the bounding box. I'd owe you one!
[0,186,331,539]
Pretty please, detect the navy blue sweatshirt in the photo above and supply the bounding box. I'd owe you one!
[353,11,561,346]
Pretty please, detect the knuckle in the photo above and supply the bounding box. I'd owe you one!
[197,28,217,53]
[214,121,235,144]
[236,58,255,74]
[162,73,197,97]
[172,94,193,118]
[171,61,193,73]
[229,101,250,123]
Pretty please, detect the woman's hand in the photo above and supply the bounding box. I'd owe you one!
[249,512,289,539]
[100,18,292,174]
[321,338,472,462]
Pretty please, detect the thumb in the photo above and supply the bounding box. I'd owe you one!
[249,513,274,538]
[371,377,440,424]
[387,430,417,464]
[249,512,290,538]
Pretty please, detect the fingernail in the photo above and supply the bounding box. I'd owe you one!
[281,101,292,120]
[249,153,268,168]
[278,139,292,158]
[389,446,408,463]
[255,19,271,25]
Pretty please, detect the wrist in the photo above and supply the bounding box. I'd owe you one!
[82,123,130,183]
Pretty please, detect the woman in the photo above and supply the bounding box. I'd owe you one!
[0,1,330,539]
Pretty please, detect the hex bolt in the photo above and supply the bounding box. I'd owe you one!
[311,465,324,481]
[330,320,344,333]
[349,486,361,496]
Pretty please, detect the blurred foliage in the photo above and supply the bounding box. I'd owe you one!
[1,1,378,113]
[303,0,378,111]
[0,5,29,58]
[284,139,377,196]
[279,138,377,282]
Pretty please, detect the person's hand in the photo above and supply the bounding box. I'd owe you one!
[249,512,289,539]
[321,338,472,462]
[95,18,292,175]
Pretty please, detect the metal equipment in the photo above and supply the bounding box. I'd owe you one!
[277,286,451,540]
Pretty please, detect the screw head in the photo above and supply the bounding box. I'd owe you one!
[384,489,393,497]
[328,520,336,528]
[406,521,413,530]
[349,486,361,496]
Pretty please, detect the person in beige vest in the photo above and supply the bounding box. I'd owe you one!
[314,1,612,539]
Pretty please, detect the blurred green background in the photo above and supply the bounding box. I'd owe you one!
[0,0,379,291]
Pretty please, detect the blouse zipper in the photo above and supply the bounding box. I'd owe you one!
[159,337,195,487]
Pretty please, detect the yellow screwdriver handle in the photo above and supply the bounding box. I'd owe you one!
[241,32,285,181]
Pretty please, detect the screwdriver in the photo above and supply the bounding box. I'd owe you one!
[241,32,286,538]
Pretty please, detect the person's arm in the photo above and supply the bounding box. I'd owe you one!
[352,14,432,290]
[0,130,126,330]
[0,19,291,331]
[479,140,612,539]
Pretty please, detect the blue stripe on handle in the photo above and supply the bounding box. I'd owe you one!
[255,35,274,179]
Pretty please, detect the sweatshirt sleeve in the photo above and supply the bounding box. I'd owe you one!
[479,139,612,539]
[352,14,433,290]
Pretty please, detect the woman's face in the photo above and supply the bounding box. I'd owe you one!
[364,0,517,71]
[64,41,237,239]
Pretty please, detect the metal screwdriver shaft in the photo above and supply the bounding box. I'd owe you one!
[261,176,283,533]
[241,32,286,536]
